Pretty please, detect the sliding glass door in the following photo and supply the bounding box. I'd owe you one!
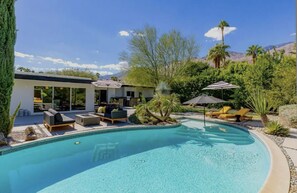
[53,87,71,111]
[34,86,86,112]
[71,88,86,110]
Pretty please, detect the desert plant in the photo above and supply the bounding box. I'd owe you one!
[265,121,289,136]
[0,0,17,137]
[247,89,272,126]
[133,93,180,124]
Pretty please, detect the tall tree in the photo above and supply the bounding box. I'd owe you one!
[207,44,230,68]
[125,26,198,86]
[0,0,17,136]
[246,45,264,64]
[218,20,229,45]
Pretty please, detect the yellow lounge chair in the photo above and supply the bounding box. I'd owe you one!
[218,108,252,121]
[206,106,231,118]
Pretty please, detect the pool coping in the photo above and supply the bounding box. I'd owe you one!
[0,123,181,155]
[0,119,290,193]
[182,117,290,193]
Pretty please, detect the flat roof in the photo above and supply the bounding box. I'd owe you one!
[14,71,93,84]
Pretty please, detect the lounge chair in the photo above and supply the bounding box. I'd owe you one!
[218,108,252,121]
[43,108,75,132]
[206,106,231,118]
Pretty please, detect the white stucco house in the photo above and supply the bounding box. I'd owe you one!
[10,72,155,115]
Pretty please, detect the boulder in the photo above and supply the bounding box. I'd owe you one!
[0,132,8,146]
[279,104,297,128]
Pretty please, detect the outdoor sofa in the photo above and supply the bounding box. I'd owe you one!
[43,108,75,132]
[95,104,128,124]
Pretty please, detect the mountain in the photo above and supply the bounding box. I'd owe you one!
[100,71,125,80]
[203,42,295,63]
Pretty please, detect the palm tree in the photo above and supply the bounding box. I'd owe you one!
[218,20,230,45]
[246,45,264,64]
[207,44,230,68]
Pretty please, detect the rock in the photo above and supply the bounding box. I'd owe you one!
[0,132,8,146]
[279,104,297,128]
[25,127,38,141]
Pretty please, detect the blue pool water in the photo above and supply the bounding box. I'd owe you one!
[0,119,270,193]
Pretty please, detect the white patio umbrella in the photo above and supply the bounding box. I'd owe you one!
[202,81,240,99]
[183,94,226,125]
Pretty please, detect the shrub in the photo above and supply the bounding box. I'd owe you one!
[172,105,204,113]
[128,113,142,124]
[247,89,272,126]
[265,121,289,137]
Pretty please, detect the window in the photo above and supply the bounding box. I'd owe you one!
[54,87,70,111]
[127,91,135,98]
[72,88,86,110]
[34,86,53,112]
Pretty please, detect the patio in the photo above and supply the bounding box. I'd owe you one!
[11,108,135,143]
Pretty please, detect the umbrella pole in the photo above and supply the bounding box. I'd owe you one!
[204,105,206,126]
[221,89,223,100]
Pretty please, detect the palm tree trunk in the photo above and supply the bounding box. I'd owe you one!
[221,28,224,45]
[260,114,269,126]
[252,55,256,64]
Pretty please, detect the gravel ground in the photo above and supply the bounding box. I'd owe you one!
[246,124,297,193]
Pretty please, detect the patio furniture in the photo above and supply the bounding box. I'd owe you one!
[75,114,100,126]
[206,106,231,118]
[95,104,128,124]
[218,108,252,122]
[183,94,226,126]
[43,108,75,132]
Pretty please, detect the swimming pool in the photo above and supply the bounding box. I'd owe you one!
[0,119,270,193]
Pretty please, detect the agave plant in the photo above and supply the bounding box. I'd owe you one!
[247,89,272,126]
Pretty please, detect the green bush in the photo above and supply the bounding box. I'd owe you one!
[128,113,142,124]
[172,105,204,113]
[265,121,289,136]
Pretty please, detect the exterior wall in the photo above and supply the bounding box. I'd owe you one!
[107,88,116,102]
[10,79,94,115]
[10,78,155,115]
[142,88,154,98]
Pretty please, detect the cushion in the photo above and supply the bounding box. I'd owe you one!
[105,106,113,114]
[112,108,119,112]
[48,108,63,123]
[97,107,104,113]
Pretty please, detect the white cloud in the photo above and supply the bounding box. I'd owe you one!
[204,26,237,41]
[119,30,130,37]
[39,56,98,69]
[15,51,127,74]
[15,51,34,58]
[290,33,296,36]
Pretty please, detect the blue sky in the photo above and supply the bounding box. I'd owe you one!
[15,0,296,75]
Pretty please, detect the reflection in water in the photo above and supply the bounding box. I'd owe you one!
[93,143,119,162]
[175,124,255,146]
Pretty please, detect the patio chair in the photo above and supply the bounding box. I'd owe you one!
[43,108,75,132]
[206,106,231,118]
[218,108,252,121]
